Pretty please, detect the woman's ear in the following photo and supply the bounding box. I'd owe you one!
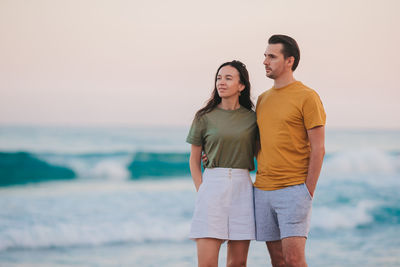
[239,83,245,92]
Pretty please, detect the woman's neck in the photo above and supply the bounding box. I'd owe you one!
[218,97,241,110]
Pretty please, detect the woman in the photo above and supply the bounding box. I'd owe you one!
[186,60,258,266]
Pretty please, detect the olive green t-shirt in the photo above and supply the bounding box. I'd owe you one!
[186,106,258,170]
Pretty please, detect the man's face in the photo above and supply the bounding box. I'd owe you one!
[263,43,292,79]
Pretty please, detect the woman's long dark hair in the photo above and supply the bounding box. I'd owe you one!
[195,60,254,120]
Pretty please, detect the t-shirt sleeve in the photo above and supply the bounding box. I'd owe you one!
[186,116,206,146]
[303,91,326,129]
[255,94,262,112]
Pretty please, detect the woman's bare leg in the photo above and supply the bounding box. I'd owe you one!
[197,238,224,267]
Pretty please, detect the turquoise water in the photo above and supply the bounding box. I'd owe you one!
[0,126,399,266]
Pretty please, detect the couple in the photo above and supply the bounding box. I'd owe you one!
[186,35,326,267]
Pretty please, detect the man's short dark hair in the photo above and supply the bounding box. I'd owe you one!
[268,35,300,71]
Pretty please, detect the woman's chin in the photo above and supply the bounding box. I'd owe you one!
[218,93,236,99]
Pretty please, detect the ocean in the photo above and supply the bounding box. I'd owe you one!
[0,126,399,266]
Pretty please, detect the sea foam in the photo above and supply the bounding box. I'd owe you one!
[311,200,376,230]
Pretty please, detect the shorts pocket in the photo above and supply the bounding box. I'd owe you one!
[197,182,205,193]
[302,183,313,200]
[195,181,207,205]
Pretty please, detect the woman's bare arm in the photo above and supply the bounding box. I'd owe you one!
[189,144,203,191]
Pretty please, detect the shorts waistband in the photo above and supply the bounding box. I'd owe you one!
[204,168,249,175]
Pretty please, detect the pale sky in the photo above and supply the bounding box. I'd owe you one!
[1,0,399,129]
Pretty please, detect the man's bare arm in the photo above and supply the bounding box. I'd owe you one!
[305,126,325,197]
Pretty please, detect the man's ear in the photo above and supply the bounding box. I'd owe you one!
[287,56,295,69]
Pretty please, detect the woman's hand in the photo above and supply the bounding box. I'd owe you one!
[195,181,202,192]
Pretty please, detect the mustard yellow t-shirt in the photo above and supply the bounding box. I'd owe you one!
[254,81,326,190]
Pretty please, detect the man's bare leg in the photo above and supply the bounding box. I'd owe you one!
[196,238,223,267]
[226,240,250,267]
[266,240,285,267]
[281,237,307,267]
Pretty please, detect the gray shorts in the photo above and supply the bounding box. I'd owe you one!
[254,183,313,241]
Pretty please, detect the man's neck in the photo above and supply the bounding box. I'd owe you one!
[273,71,296,89]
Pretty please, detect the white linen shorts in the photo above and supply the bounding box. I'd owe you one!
[189,168,256,241]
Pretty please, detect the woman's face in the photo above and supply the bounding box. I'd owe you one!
[216,66,245,99]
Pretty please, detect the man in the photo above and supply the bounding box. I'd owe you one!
[254,34,326,267]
